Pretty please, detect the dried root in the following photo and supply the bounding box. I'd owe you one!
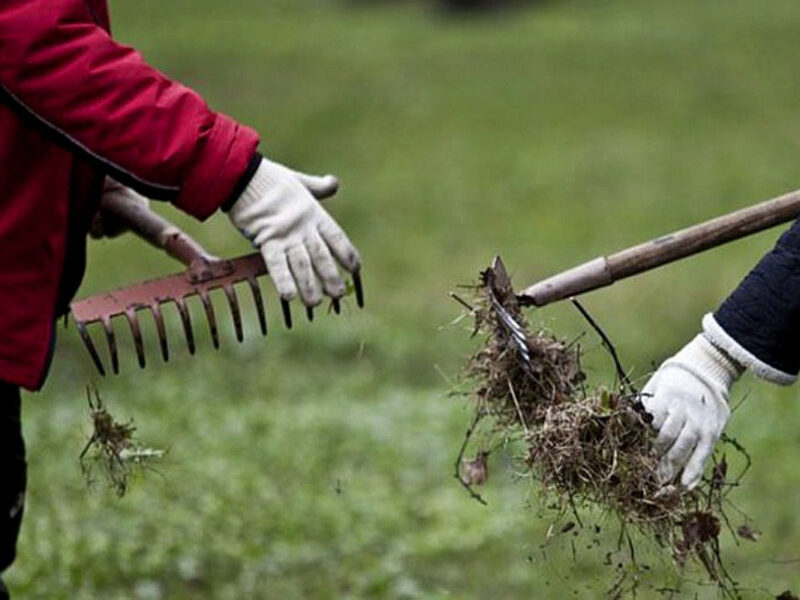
[80,385,164,497]
[455,261,755,597]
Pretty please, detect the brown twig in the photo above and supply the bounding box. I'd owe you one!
[570,298,634,393]
[454,411,488,506]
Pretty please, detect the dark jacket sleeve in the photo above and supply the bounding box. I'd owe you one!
[0,0,260,220]
[709,218,800,381]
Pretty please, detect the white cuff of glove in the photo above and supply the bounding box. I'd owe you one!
[702,313,796,386]
[666,334,743,391]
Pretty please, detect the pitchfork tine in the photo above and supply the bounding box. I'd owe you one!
[175,298,196,355]
[101,316,119,375]
[246,277,267,336]
[198,290,219,349]
[353,271,364,308]
[281,299,292,329]
[150,303,169,362]
[223,284,243,342]
[76,320,106,376]
[124,309,146,369]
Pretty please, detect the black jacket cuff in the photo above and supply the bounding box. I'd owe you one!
[221,152,262,212]
[714,218,800,377]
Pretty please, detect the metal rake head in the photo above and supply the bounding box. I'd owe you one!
[71,252,364,376]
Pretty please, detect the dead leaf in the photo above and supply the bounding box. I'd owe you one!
[462,451,488,485]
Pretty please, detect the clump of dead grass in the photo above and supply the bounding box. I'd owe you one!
[454,259,752,597]
[80,385,165,497]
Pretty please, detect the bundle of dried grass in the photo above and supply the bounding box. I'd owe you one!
[80,385,165,497]
[454,259,752,597]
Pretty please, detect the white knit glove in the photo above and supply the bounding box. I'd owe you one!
[641,334,743,489]
[228,157,361,306]
[90,177,149,239]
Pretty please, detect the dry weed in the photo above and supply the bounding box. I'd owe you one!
[454,259,754,598]
[80,385,164,497]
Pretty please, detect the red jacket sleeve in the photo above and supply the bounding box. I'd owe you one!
[0,0,260,220]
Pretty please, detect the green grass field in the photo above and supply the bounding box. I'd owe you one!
[8,0,800,597]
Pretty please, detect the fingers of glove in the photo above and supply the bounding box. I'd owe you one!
[658,426,698,484]
[318,218,362,273]
[652,411,686,456]
[680,433,715,489]
[287,245,324,307]
[263,248,298,301]
[306,233,347,298]
[293,171,340,200]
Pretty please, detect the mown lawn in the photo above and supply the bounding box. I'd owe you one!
[8,0,800,597]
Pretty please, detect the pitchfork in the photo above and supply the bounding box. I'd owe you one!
[71,193,363,376]
[486,188,800,369]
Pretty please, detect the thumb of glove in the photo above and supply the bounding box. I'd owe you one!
[291,169,340,200]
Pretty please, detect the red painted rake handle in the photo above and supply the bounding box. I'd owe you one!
[519,188,800,307]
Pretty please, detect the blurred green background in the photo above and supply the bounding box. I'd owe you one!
[9,0,800,597]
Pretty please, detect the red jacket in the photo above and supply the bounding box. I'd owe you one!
[0,0,260,390]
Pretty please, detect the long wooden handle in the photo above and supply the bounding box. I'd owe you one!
[100,194,217,268]
[519,188,800,307]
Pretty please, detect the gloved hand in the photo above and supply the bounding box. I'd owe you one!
[227,157,361,307]
[641,334,743,489]
[90,177,150,239]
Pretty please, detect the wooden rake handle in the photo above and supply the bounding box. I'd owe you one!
[100,193,218,268]
[519,188,800,307]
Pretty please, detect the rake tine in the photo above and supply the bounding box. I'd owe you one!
[150,303,169,362]
[246,277,267,336]
[306,306,314,322]
[332,297,341,315]
[124,308,146,369]
[353,271,364,308]
[76,320,106,376]
[175,298,196,355]
[488,288,533,373]
[222,284,244,342]
[101,316,119,375]
[198,290,219,349]
[281,299,292,329]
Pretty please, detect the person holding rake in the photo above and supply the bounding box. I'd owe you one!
[0,2,362,597]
